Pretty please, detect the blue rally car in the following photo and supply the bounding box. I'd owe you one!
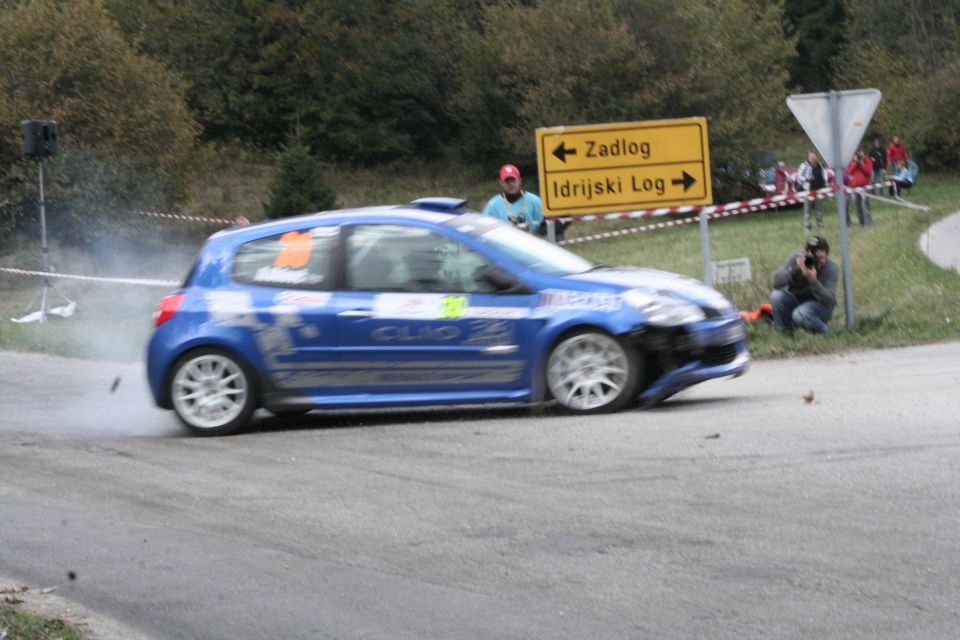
[147,198,749,435]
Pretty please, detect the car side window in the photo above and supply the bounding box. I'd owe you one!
[346,224,497,294]
[233,226,337,289]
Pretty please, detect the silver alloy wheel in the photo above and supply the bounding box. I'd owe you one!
[546,332,631,411]
[171,353,249,430]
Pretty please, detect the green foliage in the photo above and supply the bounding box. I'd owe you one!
[263,141,338,218]
[452,0,796,201]
[783,0,846,92]
[0,0,198,247]
[106,0,461,162]
[838,0,960,169]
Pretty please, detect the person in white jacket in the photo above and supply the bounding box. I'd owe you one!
[796,152,827,231]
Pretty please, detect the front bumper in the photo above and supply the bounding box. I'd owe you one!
[633,317,750,405]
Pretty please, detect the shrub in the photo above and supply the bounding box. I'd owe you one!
[263,142,338,219]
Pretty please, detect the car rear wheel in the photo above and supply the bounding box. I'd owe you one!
[546,329,640,413]
[170,349,256,436]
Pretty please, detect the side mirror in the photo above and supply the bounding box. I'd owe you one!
[476,264,531,294]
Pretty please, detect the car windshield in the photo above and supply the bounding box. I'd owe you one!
[445,214,594,276]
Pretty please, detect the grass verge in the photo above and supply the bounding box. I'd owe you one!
[0,604,86,640]
[571,173,960,357]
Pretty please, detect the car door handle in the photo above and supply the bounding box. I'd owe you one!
[481,345,519,355]
[337,309,374,318]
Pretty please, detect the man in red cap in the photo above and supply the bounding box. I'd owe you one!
[481,164,545,235]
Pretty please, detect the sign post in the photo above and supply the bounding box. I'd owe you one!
[536,118,713,217]
[787,89,881,331]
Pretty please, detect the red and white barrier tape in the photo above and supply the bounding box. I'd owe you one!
[0,267,179,288]
[132,210,234,226]
[561,188,836,246]
[559,186,837,224]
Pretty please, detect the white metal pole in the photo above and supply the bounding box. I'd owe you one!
[830,91,855,330]
[699,210,712,286]
[38,159,50,322]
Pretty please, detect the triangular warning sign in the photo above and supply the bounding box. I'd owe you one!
[787,89,881,169]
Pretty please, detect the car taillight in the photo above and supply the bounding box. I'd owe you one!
[153,293,186,327]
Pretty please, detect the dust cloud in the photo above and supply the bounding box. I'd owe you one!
[3,217,213,437]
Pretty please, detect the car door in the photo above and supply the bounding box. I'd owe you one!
[228,223,342,395]
[331,222,542,397]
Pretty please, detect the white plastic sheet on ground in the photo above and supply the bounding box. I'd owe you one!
[11,300,77,323]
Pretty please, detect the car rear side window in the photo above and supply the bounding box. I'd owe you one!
[232,226,338,289]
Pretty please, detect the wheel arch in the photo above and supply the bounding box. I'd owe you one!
[538,322,646,411]
[158,341,267,410]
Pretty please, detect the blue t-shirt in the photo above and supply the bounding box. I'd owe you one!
[482,192,544,232]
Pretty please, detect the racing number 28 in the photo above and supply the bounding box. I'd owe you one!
[274,231,313,268]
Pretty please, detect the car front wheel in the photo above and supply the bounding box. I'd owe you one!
[546,329,640,413]
[170,349,257,436]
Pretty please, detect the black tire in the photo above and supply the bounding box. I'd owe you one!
[545,329,641,413]
[169,348,257,436]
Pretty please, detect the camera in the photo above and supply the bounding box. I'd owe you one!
[803,236,824,269]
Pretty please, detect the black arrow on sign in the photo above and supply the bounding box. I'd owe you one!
[552,142,577,163]
[672,171,696,191]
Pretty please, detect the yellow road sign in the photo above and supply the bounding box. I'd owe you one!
[536,118,712,215]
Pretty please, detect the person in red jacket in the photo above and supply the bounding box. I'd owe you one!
[846,149,873,226]
[886,135,908,169]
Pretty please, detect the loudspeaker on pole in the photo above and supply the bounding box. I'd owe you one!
[20,119,58,158]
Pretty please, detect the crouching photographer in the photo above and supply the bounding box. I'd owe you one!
[769,236,839,334]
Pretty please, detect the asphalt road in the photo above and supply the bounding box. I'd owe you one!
[1,344,959,639]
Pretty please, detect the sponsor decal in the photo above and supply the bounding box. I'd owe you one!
[254,265,309,285]
[463,320,515,346]
[539,289,621,312]
[274,291,332,307]
[372,293,466,319]
[463,307,530,319]
[371,325,462,342]
[205,290,254,318]
[374,293,530,321]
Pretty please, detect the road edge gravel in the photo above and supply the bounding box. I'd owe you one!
[1,575,154,640]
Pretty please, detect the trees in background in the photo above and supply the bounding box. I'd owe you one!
[783,0,847,93]
[106,0,460,163]
[837,0,960,169]
[454,0,795,199]
[3,0,956,249]
[0,0,197,245]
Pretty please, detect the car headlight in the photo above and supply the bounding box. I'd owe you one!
[622,289,706,326]
[700,289,735,314]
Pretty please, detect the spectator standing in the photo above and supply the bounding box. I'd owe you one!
[796,151,827,231]
[770,236,839,335]
[886,136,908,170]
[868,138,886,195]
[845,150,873,226]
[482,164,545,235]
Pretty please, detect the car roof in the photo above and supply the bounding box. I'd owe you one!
[210,200,470,242]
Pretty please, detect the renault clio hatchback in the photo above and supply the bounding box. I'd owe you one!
[147,198,749,435]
